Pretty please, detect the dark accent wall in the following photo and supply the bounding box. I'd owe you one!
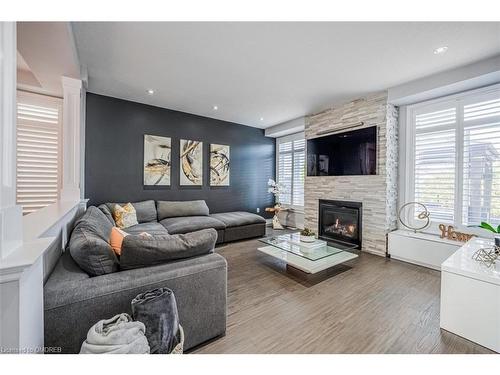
[85,93,275,216]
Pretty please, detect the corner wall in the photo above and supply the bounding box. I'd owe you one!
[304,92,398,256]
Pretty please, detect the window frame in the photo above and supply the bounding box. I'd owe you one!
[404,83,500,233]
[276,131,305,211]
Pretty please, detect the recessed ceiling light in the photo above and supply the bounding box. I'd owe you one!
[147,89,155,95]
[260,117,264,121]
[433,46,448,55]
[213,105,218,111]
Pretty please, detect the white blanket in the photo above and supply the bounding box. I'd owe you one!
[80,313,150,354]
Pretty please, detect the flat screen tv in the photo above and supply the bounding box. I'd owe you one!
[307,126,377,176]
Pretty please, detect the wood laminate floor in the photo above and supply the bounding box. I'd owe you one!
[193,229,494,354]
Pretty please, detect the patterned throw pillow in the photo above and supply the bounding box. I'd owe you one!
[113,203,139,229]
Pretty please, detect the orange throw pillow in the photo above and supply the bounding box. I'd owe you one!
[109,227,128,256]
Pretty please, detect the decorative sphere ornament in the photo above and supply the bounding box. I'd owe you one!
[398,202,430,232]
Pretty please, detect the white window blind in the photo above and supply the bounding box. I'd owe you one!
[277,133,305,208]
[414,107,457,222]
[462,96,500,226]
[409,85,500,228]
[16,91,62,215]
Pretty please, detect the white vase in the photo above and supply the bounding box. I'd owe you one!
[300,234,316,243]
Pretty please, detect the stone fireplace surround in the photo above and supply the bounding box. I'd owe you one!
[304,92,398,256]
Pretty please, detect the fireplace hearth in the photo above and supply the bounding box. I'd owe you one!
[318,199,362,248]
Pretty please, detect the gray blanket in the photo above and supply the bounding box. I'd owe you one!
[80,313,150,354]
[131,288,180,354]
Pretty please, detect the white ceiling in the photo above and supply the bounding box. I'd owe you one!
[72,22,500,128]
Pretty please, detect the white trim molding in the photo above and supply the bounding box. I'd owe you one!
[0,22,23,260]
[60,76,84,201]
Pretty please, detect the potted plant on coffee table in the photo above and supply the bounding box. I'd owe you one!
[300,228,316,243]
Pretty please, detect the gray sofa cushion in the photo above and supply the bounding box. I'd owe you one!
[105,200,157,223]
[68,207,119,277]
[120,228,217,270]
[224,223,266,242]
[160,215,226,234]
[210,211,266,227]
[98,204,115,225]
[123,222,169,236]
[157,200,209,220]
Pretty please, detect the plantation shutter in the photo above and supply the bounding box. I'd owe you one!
[292,139,305,206]
[16,91,62,215]
[277,133,305,208]
[462,94,500,226]
[278,141,293,205]
[413,106,457,223]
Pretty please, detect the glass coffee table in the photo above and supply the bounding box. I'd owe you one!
[258,232,358,274]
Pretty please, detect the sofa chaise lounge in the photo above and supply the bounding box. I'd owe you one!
[44,200,266,353]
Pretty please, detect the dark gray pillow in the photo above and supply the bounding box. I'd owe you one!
[119,228,217,270]
[156,200,209,220]
[98,204,115,225]
[105,200,157,224]
[69,206,119,276]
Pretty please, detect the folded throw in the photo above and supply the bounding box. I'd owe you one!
[80,313,150,354]
[131,288,180,354]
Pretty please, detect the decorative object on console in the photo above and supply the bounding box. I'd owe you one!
[267,178,287,206]
[180,139,203,186]
[471,247,499,268]
[267,179,288,229]
[398,202,430,232]
[477,221,500,249]
[113,203,139,229]
[265,205,286,230]
[210,144,230,186]
[439,224,476,242]
[144,135,171,186]
[300,228,316,243]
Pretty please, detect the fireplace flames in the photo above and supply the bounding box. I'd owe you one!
[325,218,357,238]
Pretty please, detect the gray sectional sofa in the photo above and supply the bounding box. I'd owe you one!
[44,200,266,353]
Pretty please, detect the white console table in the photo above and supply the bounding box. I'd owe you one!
[388,230,461,270]
[440,237,500,353]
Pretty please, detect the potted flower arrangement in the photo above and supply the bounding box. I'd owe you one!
[479,222,500,253]
[300,228,316,243]
[267,179,287,207]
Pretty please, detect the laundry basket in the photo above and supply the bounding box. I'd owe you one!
[171,325,184,354]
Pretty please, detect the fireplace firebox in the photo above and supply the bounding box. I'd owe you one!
[318,199,362,248]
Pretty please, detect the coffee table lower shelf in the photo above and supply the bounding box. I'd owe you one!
[257,245,358,274]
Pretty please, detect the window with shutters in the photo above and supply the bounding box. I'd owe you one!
[407,84,500,228]
[16,91,62,215]
[277,132,305,209]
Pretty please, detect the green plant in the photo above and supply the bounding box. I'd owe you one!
[479,222,500,234]
[300,228,315,236]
